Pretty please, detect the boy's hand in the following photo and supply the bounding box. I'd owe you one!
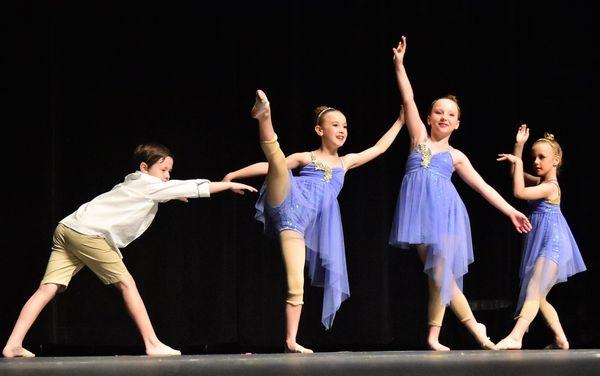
[229,182,257,195]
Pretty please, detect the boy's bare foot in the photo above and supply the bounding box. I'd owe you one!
[496,336,522,350]
[285,340,313,354]
[427,339,450,351]
[2,345,35,358]
[145,341,181,356]
[250,90,270,119]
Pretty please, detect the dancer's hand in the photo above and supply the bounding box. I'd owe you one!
[392,35,407,67]
[515,124,530,145]
[496,153,521,164]
[227,182,257,195]
[509,210,532,233]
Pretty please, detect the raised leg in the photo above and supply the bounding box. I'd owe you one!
[252,90,291,207]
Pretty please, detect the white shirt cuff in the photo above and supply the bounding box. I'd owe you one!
[196,179,211,197]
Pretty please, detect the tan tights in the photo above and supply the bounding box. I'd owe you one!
[427,278,474,327]
[280,231,306,305]
[417,246,474,327]
[498,257,568,349]
[517,257,559,325]
[259,137,305,305]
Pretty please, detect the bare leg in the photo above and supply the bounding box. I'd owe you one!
[280,231,313,354]
[114,274,180,356]
[3,283,61,358]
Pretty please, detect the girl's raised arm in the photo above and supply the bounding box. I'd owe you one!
[512,124,540,186]
[393,36,428,149]
[497,153,557,201]
[342,107,405,171]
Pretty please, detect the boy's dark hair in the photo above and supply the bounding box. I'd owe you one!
[132,143,173,169]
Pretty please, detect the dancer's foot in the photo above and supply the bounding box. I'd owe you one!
[145,341,181,356]
[496,336,522,350]
[2,345,35,358]
[474,323,497,350]
[250,90,270,119]
[427,339,450,351]
[285,340,314,354]
[545,336,569,350]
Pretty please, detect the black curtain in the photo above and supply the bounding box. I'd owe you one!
[2,0,597,354]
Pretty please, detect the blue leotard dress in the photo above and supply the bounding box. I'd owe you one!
[515,180,586,313]
[389,144,474,305]
[255,152,350,329]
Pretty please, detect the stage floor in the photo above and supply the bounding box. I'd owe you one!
[1,349,599,376]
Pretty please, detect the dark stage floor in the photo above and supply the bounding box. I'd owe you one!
[1,349,598,376]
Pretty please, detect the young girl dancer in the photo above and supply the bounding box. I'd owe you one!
[496,125,586,350]
[388,36,532,351]
[224,90,404,353]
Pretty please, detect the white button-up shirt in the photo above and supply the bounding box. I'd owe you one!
[60,171,210,258]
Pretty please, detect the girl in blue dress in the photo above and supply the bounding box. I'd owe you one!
[389,36,532,351]
[224,89,404,353]
[496,125,586,350]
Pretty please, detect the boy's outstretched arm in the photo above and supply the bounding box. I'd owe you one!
[209,181,257,195]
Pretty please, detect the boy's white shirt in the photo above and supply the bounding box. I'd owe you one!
[60,171,210,258]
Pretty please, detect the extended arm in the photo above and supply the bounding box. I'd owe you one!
[455,151,531,233]
[208,181,257,195]
[497,153,556,201]
[393,36,428,148]
[223,152,307,181]
[343,107,405,170]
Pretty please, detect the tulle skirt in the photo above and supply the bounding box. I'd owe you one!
[390,170,474,305]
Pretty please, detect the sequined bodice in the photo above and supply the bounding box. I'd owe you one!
[405,145,454,180]
[528,199,561,214]
[298,162,345,195]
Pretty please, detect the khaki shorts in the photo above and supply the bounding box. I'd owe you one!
[41,224,129,287]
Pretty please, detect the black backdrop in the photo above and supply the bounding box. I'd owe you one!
[3,1,597,354]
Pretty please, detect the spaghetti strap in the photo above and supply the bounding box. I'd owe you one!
[544,179,561,204]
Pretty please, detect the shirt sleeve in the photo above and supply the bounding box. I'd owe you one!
[146,179,211,202]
